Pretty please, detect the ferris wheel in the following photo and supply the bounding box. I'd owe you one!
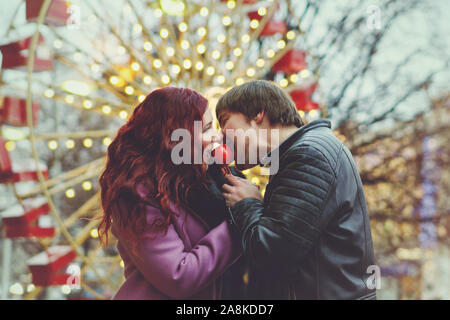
[0,0,324,299]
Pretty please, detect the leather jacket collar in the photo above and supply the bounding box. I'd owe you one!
[261,119,332,166]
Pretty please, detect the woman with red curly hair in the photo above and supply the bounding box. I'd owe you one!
[98,87,242,299]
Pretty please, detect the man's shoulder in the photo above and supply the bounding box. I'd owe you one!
[281,127,343,171]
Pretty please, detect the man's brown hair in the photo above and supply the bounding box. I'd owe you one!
[215,80,304,127]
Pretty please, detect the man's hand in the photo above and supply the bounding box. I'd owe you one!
[222,174,263,207]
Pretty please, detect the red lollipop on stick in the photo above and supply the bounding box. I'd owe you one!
[211,144,233,175]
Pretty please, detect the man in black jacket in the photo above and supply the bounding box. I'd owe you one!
[217,80,377,300]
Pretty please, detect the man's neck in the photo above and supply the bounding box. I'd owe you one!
[268,125,300,152]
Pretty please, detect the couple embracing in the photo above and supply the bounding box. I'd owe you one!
[98,80,376,300]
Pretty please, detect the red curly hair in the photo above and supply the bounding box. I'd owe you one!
[98,87,209,249]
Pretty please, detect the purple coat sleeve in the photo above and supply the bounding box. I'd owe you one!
[114,205,241,299]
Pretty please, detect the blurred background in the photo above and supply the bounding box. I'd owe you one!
[0,0,448,300]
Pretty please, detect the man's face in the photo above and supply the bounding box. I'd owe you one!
[219,111,260,171]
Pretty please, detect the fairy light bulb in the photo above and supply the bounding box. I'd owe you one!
[154,8,163,18]
[102,105,111,114]
[233,47,242,56]
[183,59,192,69]
[66,188,75,198]
[83,138,93,148]
[279,78,288,87]
[102,136,112,146]
[300,69,311,78]
[246,68,255,77]
[143,41,153,51]
[65,139,75,149]
[171,65,181,74]
[235,78,244,85]
[166,47,175,56]
[206,66,215,75]
[82,181,93,190]
[216,75,225,84]
[197,44,206,54]
[227,1,236,9]
[225,61,234,70]
[48,140,58,150]
[90,228,98,238]
[153,59,162,68]
[277,40,286,49]
[143,75,152,85]
[286,30,296,40]
[212,50,221,60]
[217,34,226,43]
[5,141,16,151]
[256,58,265,68]
[251,176,260,184]
[222,16,232,26]
[195,61,204,71]
[109,75,119,85]
[181,40,190,50]
[138,95,145,102]
[160,28,169,39]
[90,64,100,73]
[124,86,134,95]
[131,62,140,71]
[241,34,250,43]
[53,39,63,49]
[178,22,188,32]
[289,74,299,83]
[133,24,142,34]
[161,74,171,84]
[44,88,55,98]
[258,7,267,16]
[250,19,259,29]
[83,100,93,109]
[200,7,209,16]
[197,27,207,37]
[65,95,74,104]
[266,49,275,58]
[119,110,128,119]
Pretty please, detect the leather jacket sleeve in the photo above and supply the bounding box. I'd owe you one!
[229,146,337,276]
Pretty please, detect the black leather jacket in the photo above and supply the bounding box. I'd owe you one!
[229,119,377,300]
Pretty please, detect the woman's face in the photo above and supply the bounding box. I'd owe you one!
[200,109,221,163]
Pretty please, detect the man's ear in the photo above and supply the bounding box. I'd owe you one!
[253,110,265,124]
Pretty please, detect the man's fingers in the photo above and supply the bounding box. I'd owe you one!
[225,174,240,186]
[222,183,234,193]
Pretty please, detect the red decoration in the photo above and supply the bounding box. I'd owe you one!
[0,137,13,182]
[272,49,307,74]
[1,197,54,239]
[260,20,287,37]
[0,34,53,72]
[27,246,77,286]
[0,141,49,183]
[0,96,39,126]
[1,197,50,225]
[289,82,320,111]
[26,0,70,26]
[212,144,233,175]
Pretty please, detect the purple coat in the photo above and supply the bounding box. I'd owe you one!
[111,186,241,300]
